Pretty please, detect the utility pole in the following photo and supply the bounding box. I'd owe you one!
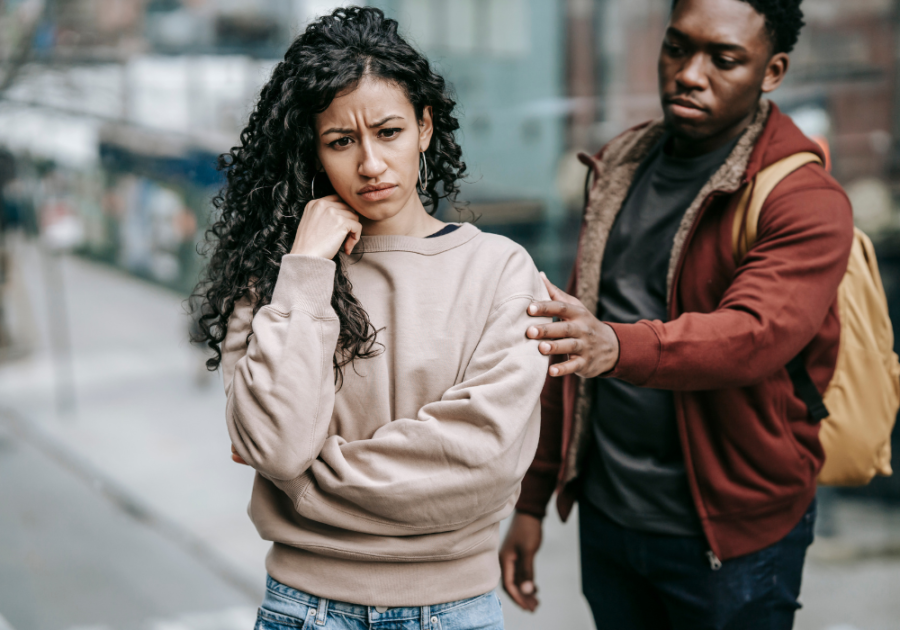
[566,0,596,149]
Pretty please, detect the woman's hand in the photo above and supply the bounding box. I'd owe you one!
[231,444,248,465]
[291,194,363,258]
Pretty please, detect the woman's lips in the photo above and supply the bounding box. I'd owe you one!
[359,185,397,201]
[358,185,398,202]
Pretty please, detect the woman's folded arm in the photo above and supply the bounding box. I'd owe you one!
[271,292,552,535]
[223,255,340,481]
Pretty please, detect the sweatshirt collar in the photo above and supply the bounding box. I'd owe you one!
[347,222,480,256]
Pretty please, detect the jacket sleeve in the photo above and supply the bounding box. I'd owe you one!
[270,258,552,536]
[607,182,854,391]
[222,255,340,481]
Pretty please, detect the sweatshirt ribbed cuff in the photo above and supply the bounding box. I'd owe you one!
[271,471,314,507]
[271,255,337,318]
[606,321,661,386]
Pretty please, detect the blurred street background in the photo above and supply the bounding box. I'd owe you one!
[2,1,900,629]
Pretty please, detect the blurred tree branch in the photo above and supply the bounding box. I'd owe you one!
[0,0,46,96]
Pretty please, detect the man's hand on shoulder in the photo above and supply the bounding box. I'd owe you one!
[527,273,620,378]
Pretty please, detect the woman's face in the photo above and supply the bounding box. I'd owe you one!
[315,76,433,224]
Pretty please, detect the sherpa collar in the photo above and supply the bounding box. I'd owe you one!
[559,99,772,486]
[575,99,772,317]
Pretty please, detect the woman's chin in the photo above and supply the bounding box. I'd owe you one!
[354,204,403,225]
[352,195,415,225]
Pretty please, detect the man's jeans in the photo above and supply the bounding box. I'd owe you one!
[579,498,817,630]
[254,576,504,630]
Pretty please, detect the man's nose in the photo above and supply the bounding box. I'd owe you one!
[675,54,709,91]
[358,140,388,179]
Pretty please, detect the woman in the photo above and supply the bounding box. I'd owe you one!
[193,7,550,629]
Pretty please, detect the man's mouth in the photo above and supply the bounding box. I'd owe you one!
[665,96,709,120]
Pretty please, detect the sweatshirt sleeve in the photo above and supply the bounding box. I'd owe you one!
[270,253,552,535]
[514,261,580,520]
[223,255,340,481]
[607,183,854,390]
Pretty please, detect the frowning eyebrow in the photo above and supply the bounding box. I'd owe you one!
[321,115,405,136]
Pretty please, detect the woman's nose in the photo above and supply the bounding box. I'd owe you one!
[358,142,388,179]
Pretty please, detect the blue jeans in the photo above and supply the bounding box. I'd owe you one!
[579,498,816,630]
[254,576,504,630]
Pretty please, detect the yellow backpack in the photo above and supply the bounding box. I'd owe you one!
[733,152,900,486]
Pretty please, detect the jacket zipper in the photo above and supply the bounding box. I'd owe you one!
[668,189,744,570]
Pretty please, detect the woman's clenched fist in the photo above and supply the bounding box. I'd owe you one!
[291,194,363,258]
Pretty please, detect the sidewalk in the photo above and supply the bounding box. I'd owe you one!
[1,236,899,630]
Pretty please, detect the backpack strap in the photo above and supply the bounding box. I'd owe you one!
[730,151,829,423]
[787,356,830,423]
[731,152,823,265]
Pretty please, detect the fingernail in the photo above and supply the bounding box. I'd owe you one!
[521,581,535,595]
[528,304,537,315]
[539,342,550,353]
[527,326,538,338]
[550,366,558,376]
[539,271,547,279]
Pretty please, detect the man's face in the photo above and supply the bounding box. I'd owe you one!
[658,0,786,145]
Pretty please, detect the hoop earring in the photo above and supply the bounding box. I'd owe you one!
[311,171,324,199]
[417,152,428,192]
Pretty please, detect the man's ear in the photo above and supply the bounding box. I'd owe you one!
[419,105,434,152]
[761,53,789,93]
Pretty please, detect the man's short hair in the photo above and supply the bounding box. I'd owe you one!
[671,0,805,55]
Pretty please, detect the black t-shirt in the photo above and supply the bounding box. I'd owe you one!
[427,224,460,238]
[582,135,738,536]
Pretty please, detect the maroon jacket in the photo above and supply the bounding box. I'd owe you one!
[516,102,854,560]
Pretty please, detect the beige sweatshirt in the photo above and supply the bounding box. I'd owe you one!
[222,223,550,607]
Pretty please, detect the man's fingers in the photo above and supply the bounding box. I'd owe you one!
[540,272,578,305]
[515,547,539,612]
[549,356,585,377]
[527,320,579,341]
[528,300,570,319]
[501,551,528,610]
[538,338,583,356]
[539,272,563,300]
[501,550,538,612]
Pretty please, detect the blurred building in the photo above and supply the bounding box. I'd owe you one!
[3,0,900,311]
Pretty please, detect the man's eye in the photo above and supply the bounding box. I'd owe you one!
[715,57,738,68]
[380,128,402,138]
[329,137,353,148]
[664,42,684,56]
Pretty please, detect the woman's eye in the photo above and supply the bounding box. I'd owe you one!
[329,137,353,149]
[380,128,402,139]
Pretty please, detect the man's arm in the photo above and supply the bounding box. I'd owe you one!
[527,184,854,390]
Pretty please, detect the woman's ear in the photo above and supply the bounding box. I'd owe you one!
[418,105,434,152]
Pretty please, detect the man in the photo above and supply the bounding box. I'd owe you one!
[500,0,854,628]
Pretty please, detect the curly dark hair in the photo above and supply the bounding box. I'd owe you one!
[672,0,805,54]
[191,6,466,383]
